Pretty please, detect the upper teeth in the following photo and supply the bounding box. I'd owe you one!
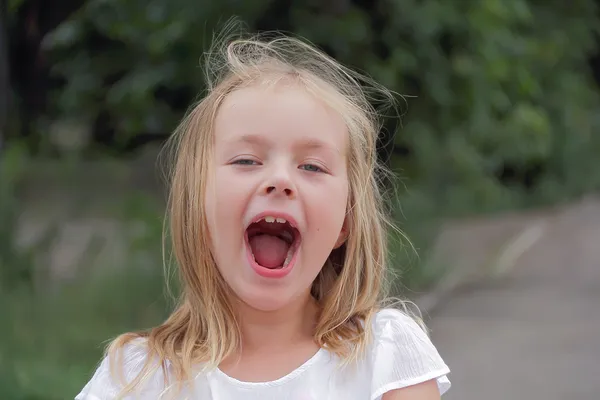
[263,216,287,224]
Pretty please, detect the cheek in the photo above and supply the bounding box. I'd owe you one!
[214,165,256,203]
[204,170,246,251]
[310,178,349,242]
[333,182,349,231]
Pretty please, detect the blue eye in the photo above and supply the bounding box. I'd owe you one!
[233,159,258,166]
[299,164,323,173]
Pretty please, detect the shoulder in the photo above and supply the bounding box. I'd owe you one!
[75,337,167,400]
[367,308,451,399]
[373,307,423,331]
[371,307,431,346]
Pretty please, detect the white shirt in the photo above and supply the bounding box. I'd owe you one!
[75,308,450,399]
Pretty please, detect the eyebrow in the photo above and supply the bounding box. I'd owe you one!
[233,134,270,147]
[232,134,341,154]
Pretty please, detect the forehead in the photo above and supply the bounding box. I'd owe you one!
[213,82,348,152]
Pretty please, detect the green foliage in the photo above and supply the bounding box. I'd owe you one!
[42,0,273,142]
[40,0,600,214]
[0,144,37,290]
[0,265,170,399]
[0,174,172,399]
[7,0,26,14]
[370,0,600,213]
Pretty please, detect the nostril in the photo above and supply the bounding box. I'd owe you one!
[264,184,293,196]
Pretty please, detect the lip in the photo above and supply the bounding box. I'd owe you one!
[244,210,302,279]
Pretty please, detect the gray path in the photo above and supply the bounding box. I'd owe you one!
[429,198,600,399]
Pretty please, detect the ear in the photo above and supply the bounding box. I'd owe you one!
[333,218,349,249]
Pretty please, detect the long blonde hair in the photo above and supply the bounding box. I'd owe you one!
[106,22,407,398]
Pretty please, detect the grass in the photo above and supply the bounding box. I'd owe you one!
[0,262,172,399]
[0,148,174,399]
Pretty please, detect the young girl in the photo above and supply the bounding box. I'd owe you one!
[76,28,451,400]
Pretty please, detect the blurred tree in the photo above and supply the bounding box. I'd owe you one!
[0,0,7,151]
[7,0,600,212]
[7,0,82,150]
[38,0,274,153]
[284,0,600,212]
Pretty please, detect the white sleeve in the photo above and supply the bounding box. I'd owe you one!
[370,309,451,400]
[75,339,166,400]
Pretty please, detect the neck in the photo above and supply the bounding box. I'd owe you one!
[234,292,318,352]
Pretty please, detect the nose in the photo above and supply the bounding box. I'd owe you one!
[261,173,296,199]
[265,183,293,197]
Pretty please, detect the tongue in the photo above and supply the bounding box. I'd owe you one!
[249,234,290,269]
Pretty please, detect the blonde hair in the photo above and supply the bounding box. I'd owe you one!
[106,22,410,398]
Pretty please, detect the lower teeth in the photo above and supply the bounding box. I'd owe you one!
[282,245,295,267]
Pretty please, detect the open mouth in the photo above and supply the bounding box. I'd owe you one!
[245,215,301,273]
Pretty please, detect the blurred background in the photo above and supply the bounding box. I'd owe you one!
[1,1,599,399]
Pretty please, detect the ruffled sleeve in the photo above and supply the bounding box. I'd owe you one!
[370,308,451,399]
[75,338,166,400]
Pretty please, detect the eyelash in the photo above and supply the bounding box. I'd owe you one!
[232,159,259,166]
[232,159,325,173]
[299,163,324,173]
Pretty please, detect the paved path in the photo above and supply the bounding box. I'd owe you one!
[428,197,600,399]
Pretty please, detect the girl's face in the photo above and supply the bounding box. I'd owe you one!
[205,82,349,312]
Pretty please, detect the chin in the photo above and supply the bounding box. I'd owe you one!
[220,253,315,313]
[239,288,298,312]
